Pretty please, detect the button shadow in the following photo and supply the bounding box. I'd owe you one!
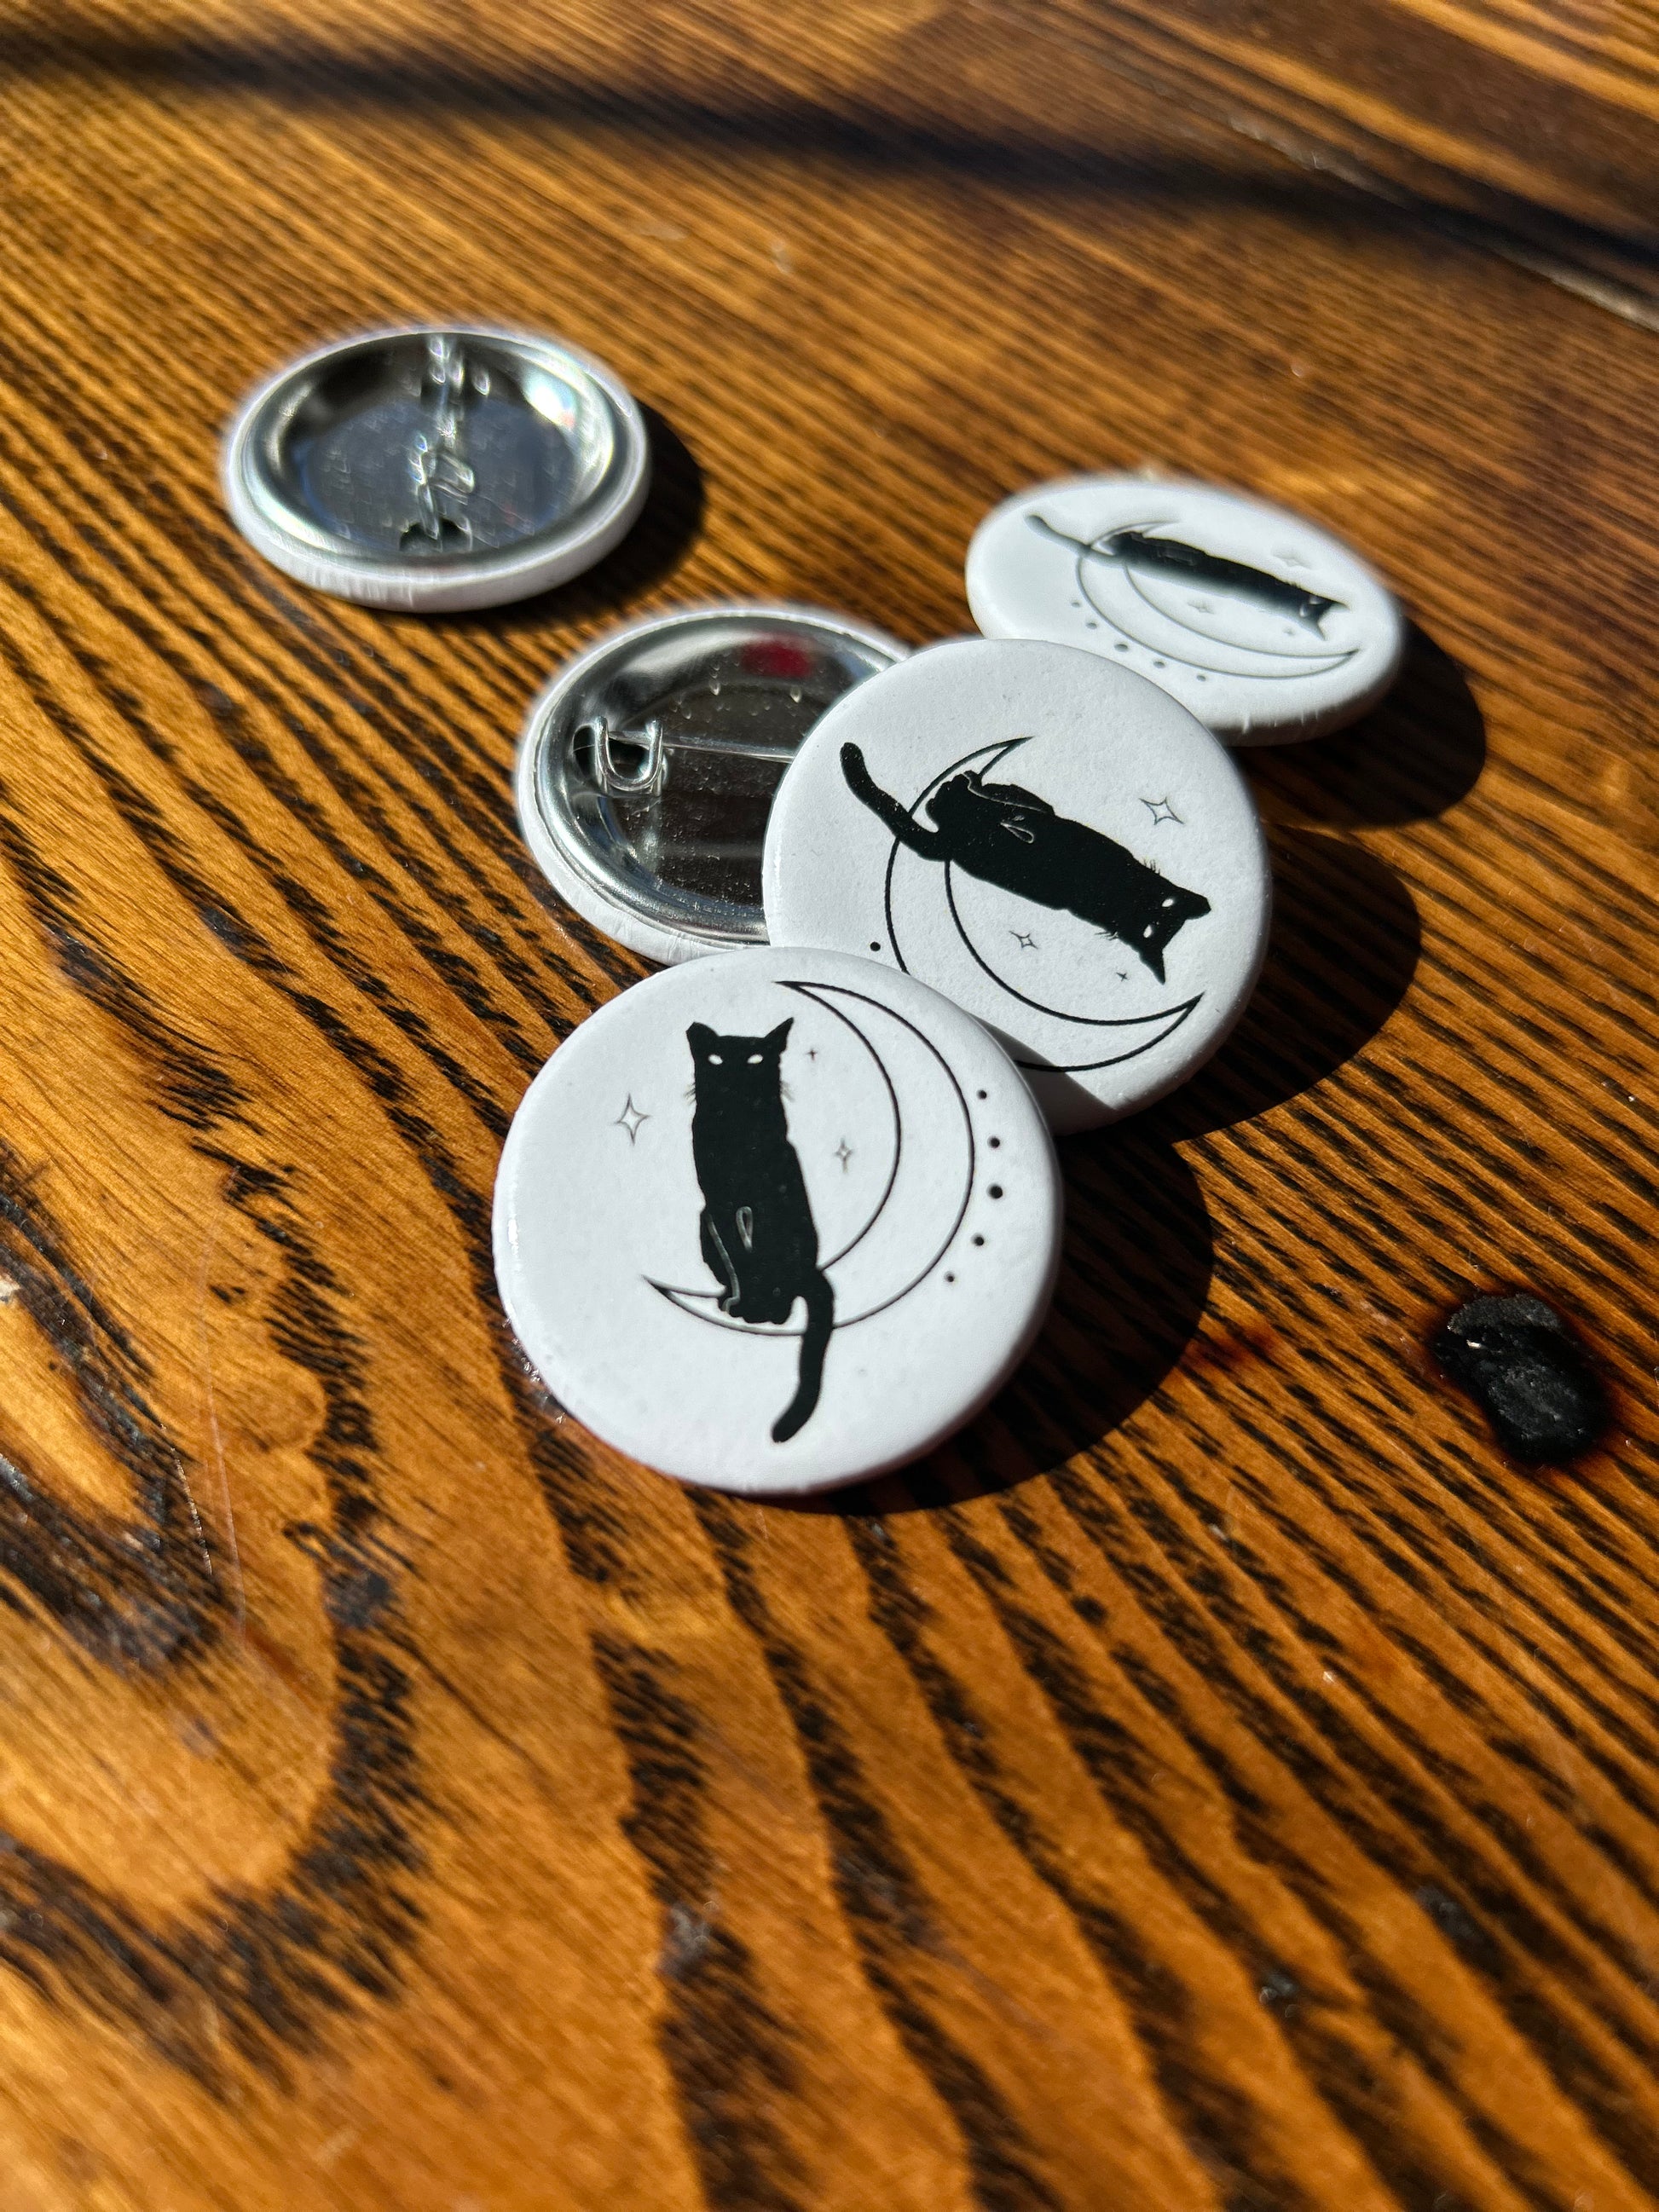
[781,1123,1213,1517]
[1246,621,1484,829]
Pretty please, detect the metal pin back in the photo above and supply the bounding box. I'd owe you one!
[517,604,908,963]
[222,326,650,612]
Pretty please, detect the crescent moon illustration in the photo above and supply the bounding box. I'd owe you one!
[1038,516,1359,679]
[883,742,1205,1075]
[650,981,975,1337]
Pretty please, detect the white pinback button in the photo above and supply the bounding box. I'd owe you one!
[966,475,1404,745]
[494,946,1061,1495]
[762,638,1270,1135]
[222,327,650,612]
[517,604,906,964]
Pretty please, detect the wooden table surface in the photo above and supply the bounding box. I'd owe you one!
[0,4,1656,2208]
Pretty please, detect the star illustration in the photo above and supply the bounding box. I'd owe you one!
[614,1095,650,1144]
[1011,929,1038,951]
[834,1139,853,1170]
[1142,796,1182,828]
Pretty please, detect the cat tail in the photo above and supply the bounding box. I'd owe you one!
[841,744,947,858]
[772,1272,835,1443]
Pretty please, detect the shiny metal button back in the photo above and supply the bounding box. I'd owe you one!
[222,326,650,612]
[517,604,906,963]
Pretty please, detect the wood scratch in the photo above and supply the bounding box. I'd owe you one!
[197,1210,246,1644]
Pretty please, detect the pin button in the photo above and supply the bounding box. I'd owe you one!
[966,475,1404,745]
[762,637,1271,1134]
[517,604,906,964]
[221,326,650,612]
[494,945,1061,1495]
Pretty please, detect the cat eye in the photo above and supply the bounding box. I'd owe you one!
[747,1053,763,1063]
[708,1053,723,1064]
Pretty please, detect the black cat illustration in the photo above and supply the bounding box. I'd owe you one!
[1027,514,1344,632]
[687,1019,835,1443]
[841,743,1211,981]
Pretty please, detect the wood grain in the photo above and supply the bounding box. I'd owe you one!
[0,4,1655,2207]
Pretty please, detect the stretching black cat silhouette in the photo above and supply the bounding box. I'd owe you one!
[1027,514,1344,631]
[841,743,1211,982]
[687,1019,835,1443]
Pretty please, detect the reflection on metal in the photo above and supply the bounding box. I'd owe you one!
[403,336,480,548]
[517,604,906,962]
[221,326,649,610]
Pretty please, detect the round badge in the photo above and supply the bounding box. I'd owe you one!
[762,638,1270,1134]
[494,947,1061,1495]
[222,327,650,612]
[965,476,1404,745]
[517,604,906,964]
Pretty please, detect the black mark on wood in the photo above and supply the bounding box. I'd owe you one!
[1431,1293,1610,1466]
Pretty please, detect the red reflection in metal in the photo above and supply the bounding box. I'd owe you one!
[742,638,816,680]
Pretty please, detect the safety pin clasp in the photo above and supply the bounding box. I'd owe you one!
[587,717,668,796]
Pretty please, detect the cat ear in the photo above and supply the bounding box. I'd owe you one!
[687,1022,716,1055]
[765,1019,794,1053]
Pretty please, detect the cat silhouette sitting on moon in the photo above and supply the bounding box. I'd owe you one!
[687,1019,835,1444]
[841,742,1210,982]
